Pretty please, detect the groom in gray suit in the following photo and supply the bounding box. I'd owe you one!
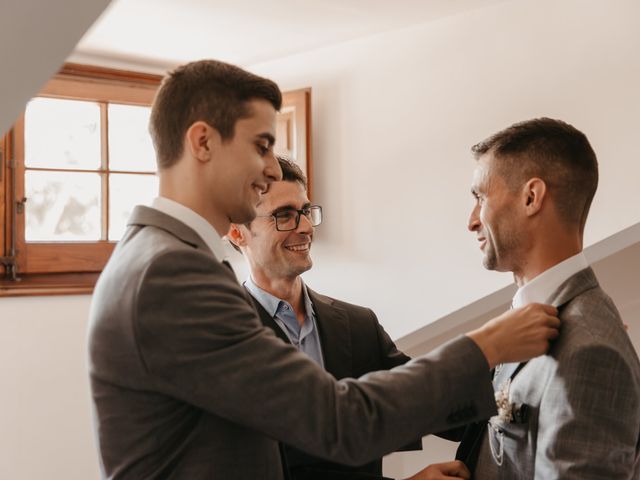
[88,60,561,480]
[457,117,640,479]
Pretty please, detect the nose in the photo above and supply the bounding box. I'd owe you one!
[296,211,314,234]
[468,204,481,232]
[265,151,282,183]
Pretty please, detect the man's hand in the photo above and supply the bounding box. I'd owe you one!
[466,303,560,369]
[403,460,471,480]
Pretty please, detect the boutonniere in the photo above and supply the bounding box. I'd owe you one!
[494,378,514,423]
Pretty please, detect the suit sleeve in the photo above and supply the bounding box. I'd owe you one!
[371,311,412,370]
[370,310,423,451]
[534,344,640,479]
[135,249,496,466]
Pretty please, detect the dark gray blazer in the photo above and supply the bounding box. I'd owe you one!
[457,268,640,479]
[252,288,421,480]
[88,206,496,480]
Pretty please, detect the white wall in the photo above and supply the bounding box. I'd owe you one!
[249,0,640,339]
[0,295,97,480]
[2,0,640,478]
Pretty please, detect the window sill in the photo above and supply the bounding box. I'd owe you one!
[0,272,99,297]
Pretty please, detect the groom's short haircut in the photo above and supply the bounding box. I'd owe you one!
[472,117,598,231]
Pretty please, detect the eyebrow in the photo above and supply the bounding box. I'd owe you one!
[271,202,312,214]
[256,132,275,146]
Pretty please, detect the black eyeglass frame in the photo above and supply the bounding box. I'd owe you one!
[256,205,323,231]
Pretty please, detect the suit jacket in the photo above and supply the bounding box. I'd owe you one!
[88,206,497,480]
[455,267,640,479]
[251,288,421,480]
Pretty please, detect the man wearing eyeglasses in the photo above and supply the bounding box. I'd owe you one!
[228,157,461,480]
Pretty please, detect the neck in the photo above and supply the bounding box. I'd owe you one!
[252,273,306,324]
[513,227,582,287]
[159,170,229,236]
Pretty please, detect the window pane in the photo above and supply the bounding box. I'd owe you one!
[25,98,101,170]
[109,173,158,241]
[108,104,156,172]
[25,171,101,241]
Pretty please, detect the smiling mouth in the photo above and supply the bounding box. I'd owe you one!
[285,243,310,252]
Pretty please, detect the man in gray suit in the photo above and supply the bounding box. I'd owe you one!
[457,117,640,478]
[88,60,560,480]
[228,157,457,480]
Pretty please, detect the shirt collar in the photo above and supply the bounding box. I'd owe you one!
[244,276,315,318]
[512,251,589,308]
[150,196,229,261]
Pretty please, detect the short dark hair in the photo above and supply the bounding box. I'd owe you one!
[278,156,307,188]
[149,59,282,169]
[472,117,598,230]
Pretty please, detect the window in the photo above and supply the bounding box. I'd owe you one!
[0,64,311,297]
[1,64,161,296]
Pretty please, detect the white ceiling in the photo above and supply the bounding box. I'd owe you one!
[71,0,509,71]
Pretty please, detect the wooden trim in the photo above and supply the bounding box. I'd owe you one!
[101,102,109,240]
[303,89,313,201]
[59,63,162,87]
[0,132,6,274]
[280,88,313,200]
[13,116,26,274]
[24,242,115,274]
[0,272,99,297]
[37,63,162,106]
[40,77,158,105]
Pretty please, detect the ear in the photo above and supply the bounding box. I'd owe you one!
[185,121,220,163]
[522,177,547,217]
[227,223,249,248]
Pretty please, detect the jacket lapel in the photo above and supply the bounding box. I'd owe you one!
[307,288,353,380]
[500,268,598,387]
[128,205,210,253]
[544,267,599,308]
[247,292,291,345]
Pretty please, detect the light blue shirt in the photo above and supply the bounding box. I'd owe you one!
[245,277,325,368]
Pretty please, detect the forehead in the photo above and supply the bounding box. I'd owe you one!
[235,98,276,134]
[257,180,308,211]
[471,152,500,190]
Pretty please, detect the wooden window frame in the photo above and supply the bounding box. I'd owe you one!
[277,88,313,199]
[0,65,312,297]
[0,63,161,297]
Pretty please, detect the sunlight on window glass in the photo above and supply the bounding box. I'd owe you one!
[25,98,101,170]
[25,171,101,241]
[109,174,159,241]
[108,104,157,172]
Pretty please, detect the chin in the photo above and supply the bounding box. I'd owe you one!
[482,256,498,271]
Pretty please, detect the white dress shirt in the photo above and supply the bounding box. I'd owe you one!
[150,197,230,263]
[512,251,590,308]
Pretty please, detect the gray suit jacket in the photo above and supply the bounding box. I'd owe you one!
[470,268,640,479]
[252,288,420,480]
[88,206,496,480]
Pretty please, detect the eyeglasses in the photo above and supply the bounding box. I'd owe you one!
[258,205,323,231]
